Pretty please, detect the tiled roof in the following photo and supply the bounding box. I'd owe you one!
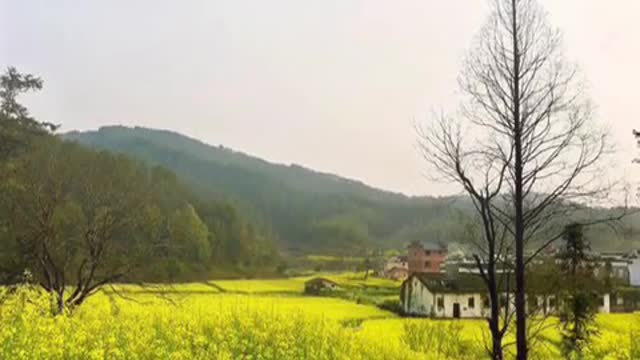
[411,273,513,294]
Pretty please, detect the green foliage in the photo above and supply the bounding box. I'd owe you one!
[64,126,640,256]
[0,67,55,161]
[377,298,403,315]
[168,204,210,263]
[63,126,465,254]
[558,223,600,359]
[0,70,281,291]
[0,135,280,292]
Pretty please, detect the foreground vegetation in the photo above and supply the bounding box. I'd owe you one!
[1,275,639,360]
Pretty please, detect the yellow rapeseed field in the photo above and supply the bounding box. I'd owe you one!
[1,279,639,360]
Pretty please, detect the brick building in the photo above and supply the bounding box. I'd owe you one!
[407,241,448,274]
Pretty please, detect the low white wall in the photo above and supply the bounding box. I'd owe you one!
[433,293,487,318]
[630,259,640,287]
[403,276,435,316]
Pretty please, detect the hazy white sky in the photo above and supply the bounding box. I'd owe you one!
[1,1,638,196]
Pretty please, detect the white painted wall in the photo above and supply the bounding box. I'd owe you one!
[433,293,487,318]
[385,257,408,272]
[403,276,435,316]
[599,294,610,314]
[402,277,488,318]
[402,276,612,318]
[630,259,640,286]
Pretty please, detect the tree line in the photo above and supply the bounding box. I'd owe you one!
[0,67,279,313]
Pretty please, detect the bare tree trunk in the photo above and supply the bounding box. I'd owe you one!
[509,1,527,358]
[488,270,504,360]
[55,288,65,315]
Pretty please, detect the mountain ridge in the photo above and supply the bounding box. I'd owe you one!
[63,125,640,253]
[63,125,463,253]
[64,125,434,202]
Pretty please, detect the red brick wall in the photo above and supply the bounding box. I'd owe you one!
[408,244,447,274]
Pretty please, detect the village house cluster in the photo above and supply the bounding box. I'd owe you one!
[382,241,640,319]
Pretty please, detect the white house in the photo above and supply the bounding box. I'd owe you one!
[384,256,409,279]
[629,256,640,287]
[384,256,408,273]
[401,273,490,318]
[401,273,611,318]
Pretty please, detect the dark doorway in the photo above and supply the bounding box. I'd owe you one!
[453,303,461,318]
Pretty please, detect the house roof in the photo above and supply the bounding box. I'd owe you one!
[410,273,513,294]
[408,240,446,250]
[304,277,338,286]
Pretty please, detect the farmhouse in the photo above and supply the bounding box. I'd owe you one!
[401,273,490,318]
[386,266,409,281]
[384,256,408,272]
[304,277,339,295]
[401,273,612,318]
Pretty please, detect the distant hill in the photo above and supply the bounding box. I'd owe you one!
[64,126,640,253]
[64,126,467,254]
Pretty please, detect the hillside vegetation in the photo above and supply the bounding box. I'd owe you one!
[65,126,640,253]
[64,126,464,254]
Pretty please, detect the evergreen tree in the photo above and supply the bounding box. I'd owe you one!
[557,223,600,359]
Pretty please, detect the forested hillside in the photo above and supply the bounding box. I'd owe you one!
[0,137,279,284]
[64,126,640,253]
[64,126,467,254]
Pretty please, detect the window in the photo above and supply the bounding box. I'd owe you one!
[549,297,557,308]
[425,250,432,255]
[437,296,444,310]
[468,297,475,309]
[425,261,431,268]
[600,296,605,307]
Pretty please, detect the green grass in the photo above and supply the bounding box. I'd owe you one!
[208,272,400,293]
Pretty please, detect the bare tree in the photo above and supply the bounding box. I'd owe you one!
[417,119,517,359]
[418,1,612,359]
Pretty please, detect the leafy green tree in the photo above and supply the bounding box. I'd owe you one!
[308,216,369,255]
[557,223,600,359]
[169,204,210,263]
[359,248,384,280]
[0,67,55,160]
[2,139,156,313]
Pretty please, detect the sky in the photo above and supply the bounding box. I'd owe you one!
[1,0,638,197]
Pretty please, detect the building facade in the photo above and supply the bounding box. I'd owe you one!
[630,257,640,287]
[401,273,611,319]
[407,241,447,274]
[401,273,489,318]
[384,256,408,273]
[386,266,409,281]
